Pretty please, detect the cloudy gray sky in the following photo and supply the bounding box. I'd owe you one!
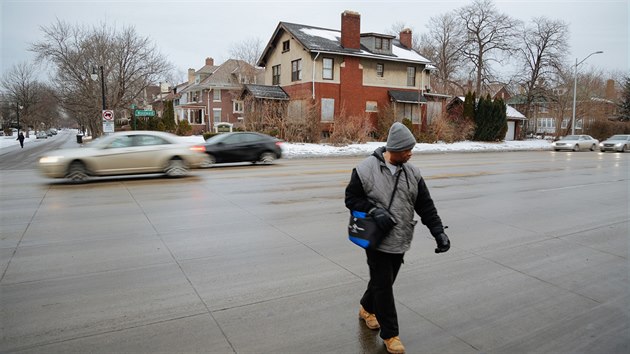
[1,0,628,83]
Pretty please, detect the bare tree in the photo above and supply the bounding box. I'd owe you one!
[418,12,466,95]
[30,19,173,136]
[517,17,569,134]
[229,37,264,67]
[0,62,44,136]
[458,0,521,94]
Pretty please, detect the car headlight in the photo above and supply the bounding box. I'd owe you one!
[39,156,62,164]
[615,143,623,147]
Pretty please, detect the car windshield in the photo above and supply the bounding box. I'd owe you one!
[562,135,580,140]
[608,135,628,141]
[87,135,118,148]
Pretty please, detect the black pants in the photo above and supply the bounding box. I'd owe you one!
[360,248,404,339]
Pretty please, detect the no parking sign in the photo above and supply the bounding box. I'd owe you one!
[102,110,115,134]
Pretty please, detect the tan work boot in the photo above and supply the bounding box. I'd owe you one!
[383,336,405,354]
[358,305,380,329]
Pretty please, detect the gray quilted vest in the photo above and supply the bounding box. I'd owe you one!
[355,148,421,253]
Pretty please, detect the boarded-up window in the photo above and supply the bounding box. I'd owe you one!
[288,100,305,121]
[321,98,335,122]
[426,102,443,125]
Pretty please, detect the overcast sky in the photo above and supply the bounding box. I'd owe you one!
[1,0,628,84]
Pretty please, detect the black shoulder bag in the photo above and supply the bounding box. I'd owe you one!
[347,169,401,249]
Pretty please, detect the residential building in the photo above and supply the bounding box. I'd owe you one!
[507,79,620,136]
[175,57,263,134]
[255,10,437,135]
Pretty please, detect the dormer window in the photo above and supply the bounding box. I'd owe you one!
[361,33,395,55]
[375,38,390,51]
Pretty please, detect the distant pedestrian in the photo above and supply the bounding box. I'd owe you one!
[345,122,450,354]
[16,132,25,148]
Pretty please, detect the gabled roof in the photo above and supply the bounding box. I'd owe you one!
[183,59,262,92]
[258,22,433,68]
[243,84,289,100]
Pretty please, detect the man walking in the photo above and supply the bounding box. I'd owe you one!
[16,131,25,148]
[345,122,450,354]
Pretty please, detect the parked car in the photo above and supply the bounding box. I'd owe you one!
[599,134,630,152]
[36,131,48,139]
[551,135,598,151]
[201,132,283,166]
[38,131,208,182]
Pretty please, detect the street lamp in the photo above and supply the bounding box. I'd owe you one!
[91,66,106,111]
[16,103,23,134]
[571,51,603,135]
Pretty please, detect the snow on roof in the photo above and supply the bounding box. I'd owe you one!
[299,27,339,42]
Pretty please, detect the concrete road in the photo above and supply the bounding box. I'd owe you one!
[1,143,628,353]
[0,129,80,170]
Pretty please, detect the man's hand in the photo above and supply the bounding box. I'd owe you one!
[434,232,450,253]
[370,208,396,233]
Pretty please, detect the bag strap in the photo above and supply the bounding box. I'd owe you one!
[386,167,403,211]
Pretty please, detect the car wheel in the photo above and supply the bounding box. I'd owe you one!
[590,144,596,151]
[164,157,188,177]
[258,152,276,164]
[201,154,215,168]
[573,144,579,152]
[554,149,559,152]
[66,161,89,183]
[622,145,627,153]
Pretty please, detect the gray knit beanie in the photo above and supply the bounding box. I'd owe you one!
[386,122,416,152]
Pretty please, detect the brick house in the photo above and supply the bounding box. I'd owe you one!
[176,57,264,134]
[255,10,436,135]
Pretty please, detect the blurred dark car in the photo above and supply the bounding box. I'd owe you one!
[201,132,282,166]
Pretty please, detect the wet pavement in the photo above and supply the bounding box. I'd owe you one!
[1,150,628,353]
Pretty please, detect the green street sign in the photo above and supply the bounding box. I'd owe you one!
[134,109,155,117]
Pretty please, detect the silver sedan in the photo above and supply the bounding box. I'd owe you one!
[38,131,208,182]
[552,135,599,152]
[599,134,630,152]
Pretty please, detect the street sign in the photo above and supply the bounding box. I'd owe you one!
[134,109,155,117]
[102,110,114,120]
[102,110,115,134]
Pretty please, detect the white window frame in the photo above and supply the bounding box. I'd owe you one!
[272,65,281,85]
[407,67,416,87]
[292,59,302,81]
[233,100,244,114]
[323,58,333,80]
[213,109,222,123]
[376,63,384,77]
[213,89,221,101]
[366,101,378,112]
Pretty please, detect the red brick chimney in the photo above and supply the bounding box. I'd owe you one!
[206,57,214,66]
[400,28,412,48]
[341,10,361,49]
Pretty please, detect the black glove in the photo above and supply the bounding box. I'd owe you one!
[370,208,396,233]
[434,232,450,253]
